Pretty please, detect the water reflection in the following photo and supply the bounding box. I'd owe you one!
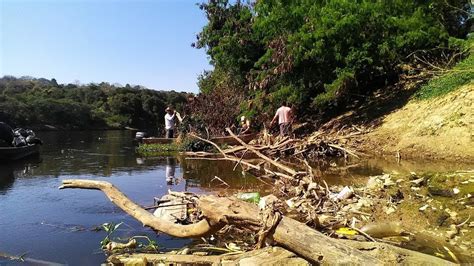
[165,157,177,185]
[0,157,42,193]
[0,166,14,193]
[1,130,470,264]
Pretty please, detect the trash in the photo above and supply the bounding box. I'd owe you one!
[446,224,459,239]
[444,208,457,219]
[335,227,358,236]
[333,186,353,201]
[258,195,279,210]
[367,176,383,190]
[383,206,396,215]
[153,195,187,223]
[356,197,373,208]
[105,239,137,251]
[383,178,396,188]
[410,177,425,187]
[453,188,460,195]
[285,199,295,208]
[360,222,404,238]
[225,242,241,251]
[237,192,260,204]
[419,204,429,212]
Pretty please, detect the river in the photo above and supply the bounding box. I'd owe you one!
[0,130,264,265]
[0,130,472,264]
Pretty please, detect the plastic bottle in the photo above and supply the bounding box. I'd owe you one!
[237,192,260,204]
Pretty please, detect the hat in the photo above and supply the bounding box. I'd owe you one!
[240,116,246,122]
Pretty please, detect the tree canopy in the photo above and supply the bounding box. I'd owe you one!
[0,76,189,131]
[194,0,472,126]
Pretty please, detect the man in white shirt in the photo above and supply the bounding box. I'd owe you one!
[270,102,293,137]
[164,107,177,138]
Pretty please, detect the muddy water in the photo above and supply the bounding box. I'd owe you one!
[0,131,264,265]
[314,157,473,263]
[0,131,472,264]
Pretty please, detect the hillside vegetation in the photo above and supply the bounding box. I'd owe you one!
[190,0,472,134]
[0,76,189,131]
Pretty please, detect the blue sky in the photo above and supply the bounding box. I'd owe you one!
[0,0,211,93]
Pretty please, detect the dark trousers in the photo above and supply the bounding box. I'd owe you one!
[279,122,291,136]
[166,129,174,138]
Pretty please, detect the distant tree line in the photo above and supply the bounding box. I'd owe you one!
[192,0,472,129]
[0,76,190,132]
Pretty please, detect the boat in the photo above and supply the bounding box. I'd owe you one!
[209,133,258,145]
[0,144,40,161]
[140,133,258,145]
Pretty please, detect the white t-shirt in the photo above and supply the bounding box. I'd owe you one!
[164,113,176,130]
[275,106,292,124]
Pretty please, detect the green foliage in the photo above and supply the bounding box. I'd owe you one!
[136,143,182,156]
[99,222,159,252]
[179,137,213,152]
[100,222,123,248]
[415,40,474,100]
[0,76,189,130]
[313,70,356,108]
[195,0,471,123]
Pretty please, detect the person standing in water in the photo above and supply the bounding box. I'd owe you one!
[270,101,293,137]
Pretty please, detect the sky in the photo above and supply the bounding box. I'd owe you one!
[0,0,212,93]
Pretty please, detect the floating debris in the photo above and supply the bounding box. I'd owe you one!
[419,205,430,212]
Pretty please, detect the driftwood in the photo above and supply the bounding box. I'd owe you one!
[59,179,454,265]
[59,180,213,238]
[189,133,294,180]
[225,128,297,176]
[107,246,309,265]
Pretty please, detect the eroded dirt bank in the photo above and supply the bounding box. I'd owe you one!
[349,84,473,161]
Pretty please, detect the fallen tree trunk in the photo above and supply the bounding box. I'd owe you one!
[107,246,309,265]
[59,179,455,265]
[59,180,213,238]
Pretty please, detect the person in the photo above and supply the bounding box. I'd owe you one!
[165,157,176,185]
[238,115,251,135]
[164,107,182,138]
[0,122,14,146]
[270,102,293,137]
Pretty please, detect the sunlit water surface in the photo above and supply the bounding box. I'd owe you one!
[0,131,472,264]
[0,131,263,265]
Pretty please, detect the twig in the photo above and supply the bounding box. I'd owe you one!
[210,176,230,187]
[350,226,377,242]
[233,149,248,171]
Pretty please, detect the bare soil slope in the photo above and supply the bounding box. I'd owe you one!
[362,84,473,161]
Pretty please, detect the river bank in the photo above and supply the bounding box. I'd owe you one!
[318,83,473,163]
[124,131,474,264]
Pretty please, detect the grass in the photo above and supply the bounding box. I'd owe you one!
[136,143,182,156]
[415,40,474,100]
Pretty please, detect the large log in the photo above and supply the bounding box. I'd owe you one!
[107,246,309,265]
[59,179,213,238]
[199,195,380,264]
[60,180,456,265]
